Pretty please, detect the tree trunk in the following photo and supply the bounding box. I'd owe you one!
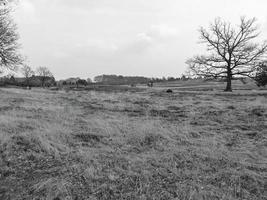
[26,78,29,88]
[41,77,45,88]
[225,69,232,92]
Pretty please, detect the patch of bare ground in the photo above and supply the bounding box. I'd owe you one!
[0,88,266,200]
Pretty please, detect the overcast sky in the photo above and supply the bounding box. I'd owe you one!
[13,0,267,80]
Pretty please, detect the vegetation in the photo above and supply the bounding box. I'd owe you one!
[20,65,34,87]
[94,75,152,85]
[0,0,22,72]
[0,9,266,199]
[187,17,267,92]
[76,79,88,86]
[0,74,56,87]
[0,84,266,200]
[255,62,267,87]
[36,66,54,87]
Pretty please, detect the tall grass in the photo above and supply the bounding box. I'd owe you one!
[0,88,266,200]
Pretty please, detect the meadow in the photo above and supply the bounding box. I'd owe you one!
[0,81,266,200]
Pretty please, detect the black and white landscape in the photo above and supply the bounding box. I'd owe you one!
[0,0,267,199]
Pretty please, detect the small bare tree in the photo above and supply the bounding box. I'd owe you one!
[21,65,34,86]
[187,17,267,91]
[0,0,22,72]
[36,66,53,87]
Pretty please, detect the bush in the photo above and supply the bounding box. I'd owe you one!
[76,79,87,86]
[255,63,267,87]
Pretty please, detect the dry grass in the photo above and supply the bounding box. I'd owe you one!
[0,86,266,200]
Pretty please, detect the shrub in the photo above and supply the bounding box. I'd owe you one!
[255,63,267,87]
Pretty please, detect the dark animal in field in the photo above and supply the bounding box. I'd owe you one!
[166,89,173,93]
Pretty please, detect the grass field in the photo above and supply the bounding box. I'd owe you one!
[0,82,266,200]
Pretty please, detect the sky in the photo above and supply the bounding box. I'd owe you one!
[12,0,267,80]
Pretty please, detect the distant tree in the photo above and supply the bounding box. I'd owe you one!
[8,75,15,84]
[94,75,103,83]
[167,77,175,81]
[255,62,267,87]
[0,0,22,73]
[21,65,34,86]
[76,79,87,87]
[187,17,267,91]
[36,66,53,87]
[181,74,188,81]
[6,72,14,78]
[87,78,92,83]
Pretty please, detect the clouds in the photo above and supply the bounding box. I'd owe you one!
[20,0,35,13]
[30,23,180,79]
[264,17,267,33]
[51,0,162,12]
[122,34,153,54]
[71,24,179,57]
[13,0,267,79]
[121,25,179,55]
[14,0,38,24]
[142,25,178,41]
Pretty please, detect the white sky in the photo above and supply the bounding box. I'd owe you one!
[13,0,267,80]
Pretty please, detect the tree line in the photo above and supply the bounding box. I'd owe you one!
[93,75,190,85]
[0,66,55,87]
[0,1,267,90]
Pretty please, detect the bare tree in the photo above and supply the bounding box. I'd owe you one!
[187,17,267,91]
[21,65,34,86]
[0,0,22,72]
[36,66,53,87]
